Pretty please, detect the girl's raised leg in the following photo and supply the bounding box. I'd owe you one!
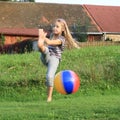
[38,29,46,52]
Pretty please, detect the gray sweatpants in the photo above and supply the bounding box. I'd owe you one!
[40,47,59,87]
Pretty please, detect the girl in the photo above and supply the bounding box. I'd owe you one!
[38,18,79,102]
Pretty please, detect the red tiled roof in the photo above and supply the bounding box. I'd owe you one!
[0,28,38,37]
[0,2,119,34]
[84,5,120,32]
[0,2,98,33]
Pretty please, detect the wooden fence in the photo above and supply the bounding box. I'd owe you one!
[78,41,120,47]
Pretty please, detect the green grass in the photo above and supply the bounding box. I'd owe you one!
[0,46,120,86]
[0,94,120,120]
[0,45,120,119]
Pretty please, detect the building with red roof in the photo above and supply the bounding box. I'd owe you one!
[0,2,120,46]
[83,5,120,41]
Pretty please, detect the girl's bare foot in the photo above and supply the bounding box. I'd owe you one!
[47,97,52,102]
[38,38,44,47]
[47,87,53,102]
[38,29,47,52]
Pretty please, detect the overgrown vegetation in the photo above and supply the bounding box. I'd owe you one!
[72,18,90,42]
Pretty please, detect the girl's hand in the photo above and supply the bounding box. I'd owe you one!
[38,29,47,39]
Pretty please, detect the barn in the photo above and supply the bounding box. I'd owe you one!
[0,2,120,48]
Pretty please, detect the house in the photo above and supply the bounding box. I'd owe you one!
[0,2,120,47]
[83,5,120,41]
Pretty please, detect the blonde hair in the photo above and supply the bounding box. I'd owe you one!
[56,18,79,49]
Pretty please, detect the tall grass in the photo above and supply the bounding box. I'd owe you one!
[0,45,120,101]
[61,46,120,87]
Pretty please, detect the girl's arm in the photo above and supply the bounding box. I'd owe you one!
[45,38,62,46]
[38,29,62,46]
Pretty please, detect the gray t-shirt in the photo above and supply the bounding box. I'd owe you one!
[48,35,65,59]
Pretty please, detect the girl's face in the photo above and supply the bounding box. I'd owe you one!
[52,21,63,35]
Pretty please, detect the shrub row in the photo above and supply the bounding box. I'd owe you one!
[0,40,33,54]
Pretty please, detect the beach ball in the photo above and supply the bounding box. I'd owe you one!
[54,70,80,94]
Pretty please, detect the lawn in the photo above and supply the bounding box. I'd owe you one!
[0,93,120,120]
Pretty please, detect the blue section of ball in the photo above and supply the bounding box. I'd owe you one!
[62,70,74,94]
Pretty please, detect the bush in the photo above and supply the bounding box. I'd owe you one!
[0,40,33,54]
